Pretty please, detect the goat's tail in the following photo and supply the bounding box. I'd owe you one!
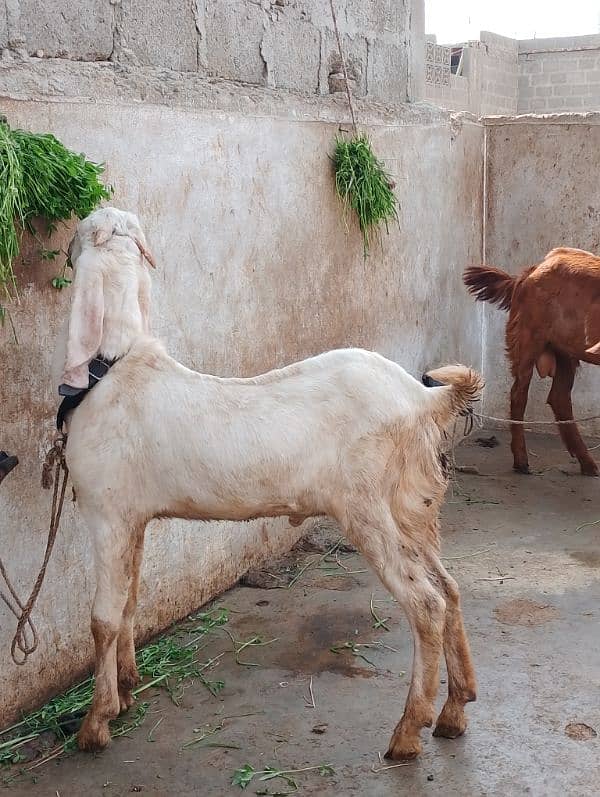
[463,265,515,311]
[423,365,485,425]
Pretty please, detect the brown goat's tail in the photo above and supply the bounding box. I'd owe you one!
[463,265,515,311]
[423,365,485,424]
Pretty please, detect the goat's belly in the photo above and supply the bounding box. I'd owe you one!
[153,497,316,524]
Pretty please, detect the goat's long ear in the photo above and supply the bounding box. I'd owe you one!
[61,256,104,389]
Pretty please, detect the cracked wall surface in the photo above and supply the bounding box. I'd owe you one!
[0,0,424,103]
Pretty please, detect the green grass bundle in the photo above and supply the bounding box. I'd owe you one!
[333,134,398,255]
[0,120,112,319]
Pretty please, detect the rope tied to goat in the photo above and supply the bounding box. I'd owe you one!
[0,434,69,665]
[472,411,600,426]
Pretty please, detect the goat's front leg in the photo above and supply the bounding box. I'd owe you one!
[426,556,476,739]
[78,521,132,751]
[345,507,446,760]
[117,524,146,712]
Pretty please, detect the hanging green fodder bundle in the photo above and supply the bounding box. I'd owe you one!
[333,134,398,255]
[0,119,112,320]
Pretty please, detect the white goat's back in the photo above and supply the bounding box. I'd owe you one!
[67,343,448,523]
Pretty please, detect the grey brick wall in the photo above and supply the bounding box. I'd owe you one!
[0,0,424,105]
[518,35,600,113]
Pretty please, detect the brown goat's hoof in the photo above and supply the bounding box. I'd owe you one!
[433,720,467,739]
[77,716,111,752]
[118,688,135,714]
[581,463,600,477]
[513,463,531,475]
[384,735,422,761]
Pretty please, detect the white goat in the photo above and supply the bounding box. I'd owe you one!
[59,208,482,761]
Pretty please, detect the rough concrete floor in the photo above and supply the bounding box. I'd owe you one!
[6,430,600,796]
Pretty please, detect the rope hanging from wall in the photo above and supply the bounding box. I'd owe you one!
[328,0,399,256]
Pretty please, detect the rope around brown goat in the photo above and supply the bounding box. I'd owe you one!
[0,435,69,665]
[473,411,600,426]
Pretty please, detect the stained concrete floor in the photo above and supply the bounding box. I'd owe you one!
[6,430,600,796]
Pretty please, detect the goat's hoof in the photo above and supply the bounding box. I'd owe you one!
[118,688,135,714]
[433,719,468,739]
[513,463,531,475]
[581,462,600,477]
[77,716,111,752]
[384,735,422,761]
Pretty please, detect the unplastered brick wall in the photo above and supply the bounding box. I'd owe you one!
[424,32,517,116]
[518,35,600,113]
[479,32,518,115]
[0,0,424,104]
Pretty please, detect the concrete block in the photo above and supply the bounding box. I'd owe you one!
[345,0,405,36]
[115,0,198,71]
[319,29,368,96]
[20,0,113,59]
[578,54,598,70]
[535,85,553,97]
[549,72,567,84]
[261,17,320,93]
[205,0,266,84]
[0,4,7,50]
[587,70,600,83]
[528,97,547,111]
[520,58,542,74]
[368,39,408,103]
[518,74,531,88]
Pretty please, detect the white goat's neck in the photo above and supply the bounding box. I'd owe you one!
[97,243,150,361]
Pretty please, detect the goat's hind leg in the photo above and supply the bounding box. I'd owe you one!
[78,516,133,751]
[117,524,146,712]
[547,354,599,477]
[344,505,446,760]
[510,358,535,474]
[426,555,476,739]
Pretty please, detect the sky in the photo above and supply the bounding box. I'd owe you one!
[426,0,600,43]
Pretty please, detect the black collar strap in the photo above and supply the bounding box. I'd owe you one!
[56,356,118,430]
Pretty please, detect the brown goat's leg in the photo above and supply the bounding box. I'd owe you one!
[345,506,445,760]
[116,524,146,713]
[427,557,476,739]
[510,362,534,473]
[547,355,599,476]
[78,522,132,752]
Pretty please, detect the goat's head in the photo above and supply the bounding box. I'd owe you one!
[61,207,155,389]
[68,207,156,270]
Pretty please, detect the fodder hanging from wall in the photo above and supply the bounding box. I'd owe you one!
[0,119,112,322]
[333,134,398,256]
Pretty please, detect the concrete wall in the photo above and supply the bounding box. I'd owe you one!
[426,32,600,116]
[0,60,484,723]
[424,32,517,116]
[0,0,425,104]
[483,114,600,433]
[518,35,600,114]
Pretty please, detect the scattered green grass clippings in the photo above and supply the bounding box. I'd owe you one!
[0,607,229,770]
[232,762,335,792]
[221,628,279,667]
[369,592,391,631]
[0,119,112,317]
[333,133,398,256]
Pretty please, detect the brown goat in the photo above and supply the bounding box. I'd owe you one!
[464,247,600,476]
